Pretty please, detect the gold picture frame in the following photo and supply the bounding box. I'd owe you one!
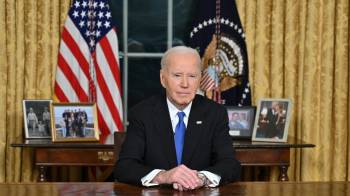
[50,102,99,142]
[252,98,292,142]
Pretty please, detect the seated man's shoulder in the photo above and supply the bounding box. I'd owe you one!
[129,94,163,116]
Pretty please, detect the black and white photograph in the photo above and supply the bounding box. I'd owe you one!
[252,99,292,142]
[226,106,256,139]
[51,103,99,142]
[23,100,52,139]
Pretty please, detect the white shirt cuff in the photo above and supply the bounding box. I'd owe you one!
[141,169,164,187]
[199,171,221,187]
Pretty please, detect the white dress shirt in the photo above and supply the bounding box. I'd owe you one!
[141,98,221,187]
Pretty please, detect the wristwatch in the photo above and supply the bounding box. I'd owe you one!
[197,173,209,187]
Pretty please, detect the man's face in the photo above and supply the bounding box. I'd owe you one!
[232,113,239,121]
[160,52,201,110]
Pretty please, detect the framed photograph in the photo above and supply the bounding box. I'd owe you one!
[226,106,256,139]
[50,103,99,142]
[23,100,53,139]
[252,98,292,142]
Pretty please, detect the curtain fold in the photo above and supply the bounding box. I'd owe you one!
[0,0,348,182]
[237,0,349,181]
[0,0,71,182]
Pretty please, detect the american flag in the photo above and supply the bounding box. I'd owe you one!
[200,66,218,91]
[54,0,123,136]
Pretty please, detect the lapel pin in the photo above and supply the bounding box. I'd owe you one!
[196,121,202,124]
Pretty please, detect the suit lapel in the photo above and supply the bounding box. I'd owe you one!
[182,96,204,165]
[152,95,177,168]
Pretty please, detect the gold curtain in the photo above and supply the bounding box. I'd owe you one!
[0,0,349,182]
[0,0,71,182]
[236,0,349,181]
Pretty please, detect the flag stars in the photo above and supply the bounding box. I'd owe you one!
[198,24,203,29]
[230,22,234,27]
[74,1,80,8]
[245,88,249,93]
[72,11,79,18]
[97,20,102,28]
[81,10,86,18]
[98,12,104,18]
[104,21,111,28]
[190,32,194,38]
[79,20,85,28]
[193,27,198,33]
[208,19,213,24]
[238,28,242,33]
[93,2,98,8]
[203,21,208,26]
[106,12,111,19]
[225,19,229,24]
[82,1,87,8]
[99,1,105,9]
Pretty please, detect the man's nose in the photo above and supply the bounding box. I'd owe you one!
[180,76,189,87]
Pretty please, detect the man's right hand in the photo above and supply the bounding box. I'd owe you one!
[152,164,203,190]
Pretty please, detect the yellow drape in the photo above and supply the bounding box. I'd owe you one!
[236,0,349,181]
[0,0,70,182]
[0,0,349,182]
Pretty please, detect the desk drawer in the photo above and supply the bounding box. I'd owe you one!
[235,148,290,166]
[35,148,116,166]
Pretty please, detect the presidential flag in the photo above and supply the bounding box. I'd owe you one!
[54,0,123,136]
[188,0,251,106]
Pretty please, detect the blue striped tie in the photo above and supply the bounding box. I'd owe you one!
[175,112,186,165]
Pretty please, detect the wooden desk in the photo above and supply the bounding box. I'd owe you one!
[11,133,313,182]
[11,134,125,182]
[233,140,315,181]
[0,182,348,195]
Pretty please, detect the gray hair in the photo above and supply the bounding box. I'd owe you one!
[160,46,202,70]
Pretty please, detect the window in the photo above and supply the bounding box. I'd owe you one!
[112,0,198,127]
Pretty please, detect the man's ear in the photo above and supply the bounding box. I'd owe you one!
[160,69,166,88]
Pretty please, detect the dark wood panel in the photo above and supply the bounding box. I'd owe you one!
[36,148,115,166]
[236,148,290,165]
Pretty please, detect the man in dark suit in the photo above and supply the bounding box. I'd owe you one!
[115,46,240,191]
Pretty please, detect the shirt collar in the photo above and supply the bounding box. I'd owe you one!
[166,98,192,119]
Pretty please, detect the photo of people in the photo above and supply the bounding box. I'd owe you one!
[23,100,52,139]
[252,99,292,142]
[51,103,99,142]
[226,106,256,138]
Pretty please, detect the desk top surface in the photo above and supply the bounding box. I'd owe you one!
[0,182,347,196]
[11,133,314,149]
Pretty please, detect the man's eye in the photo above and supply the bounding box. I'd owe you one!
[174,74,181,77]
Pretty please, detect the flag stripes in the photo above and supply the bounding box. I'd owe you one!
[54,0,123,137]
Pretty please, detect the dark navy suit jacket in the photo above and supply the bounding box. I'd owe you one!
[115,93,241,185]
